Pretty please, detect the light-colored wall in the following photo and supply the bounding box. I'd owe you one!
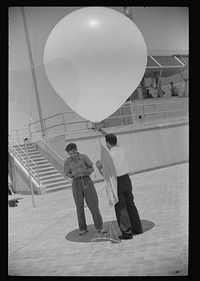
[10,154,47,195]
[9,7,188,129]
[41,120,188,181]
[13,161,38,194]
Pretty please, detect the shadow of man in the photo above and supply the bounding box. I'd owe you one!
[65,219,155,243]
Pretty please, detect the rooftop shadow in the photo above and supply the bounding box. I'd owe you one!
[65,219,155,243]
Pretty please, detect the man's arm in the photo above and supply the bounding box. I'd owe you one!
[96,160,104,177]
[75,155,94,177]
[76,166,94,177]
[99,128,108,136]
[94,123,108,136]
[63,161,75,179]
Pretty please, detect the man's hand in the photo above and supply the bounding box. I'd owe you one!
[96,160,102,170]
[91,122,104,131]
[72,167,83,177]
[73,167,93,178]
[76,167,84,176]
[108,200,115,207]
[96,160,104,177]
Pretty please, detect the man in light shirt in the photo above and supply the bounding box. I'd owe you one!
[96,129,143,240]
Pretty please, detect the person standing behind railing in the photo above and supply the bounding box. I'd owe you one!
[170,82,179,97]
[143,88,154,99]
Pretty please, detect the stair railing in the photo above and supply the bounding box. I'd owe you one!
[26,125,65,171]
[8,134,41,184]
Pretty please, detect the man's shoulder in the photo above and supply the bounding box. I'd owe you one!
[79,153,93,165]
[115,144,125,151]
[79,153,90,160]
[110,145,124,157]
[115,145,126,156]
[64,157,71,164]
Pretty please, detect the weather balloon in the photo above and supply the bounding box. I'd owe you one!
[44,7,147,123]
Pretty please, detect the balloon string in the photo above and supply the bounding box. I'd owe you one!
[94,123,102,146]
[81,125,102,189]
[81,176,92,189]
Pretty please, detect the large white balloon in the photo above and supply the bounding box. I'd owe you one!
[44,7,147,123]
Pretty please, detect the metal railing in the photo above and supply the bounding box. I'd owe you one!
[28,111,92,136]
[9,98,189,140]
[27,125,64,164]
[8,135,41,184]
[103,98,189,128]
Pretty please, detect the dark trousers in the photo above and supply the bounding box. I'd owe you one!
[115,174,143,237]
[72,176,103,231]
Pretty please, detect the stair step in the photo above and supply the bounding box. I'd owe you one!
[39,173,61,179]
[12,143,73,194]
[32,163,52,168]
[19,143,34,147]
[24,148,38,152]
[24,165,56,174]
[38,170,60,176]
[14,145,34,150]
[14,150,26,156]
[15,152,41,159]
[14,144,33,149]
[30,158,46,165]
[20,160,39,167]
[41,177,68,185]
[19,143,33,146]
[31,167,52,172]
[32,157,47,161]
[17,149,39,154]
[29,160,47,165]
[18,146,36,152]
[38,167,56,172]
[41,175,65,181]
[29,155,45,159]
[31,164,51,171]
[46,184,72,193]
[29,163,49,168]
[30,160,48,164]
[44,180,69,188]
[26,152,41,156]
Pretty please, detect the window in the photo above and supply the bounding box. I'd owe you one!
[129,54,189,100]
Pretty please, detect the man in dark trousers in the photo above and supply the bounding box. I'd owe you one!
[63,143,107,235]
[96,128,143,240]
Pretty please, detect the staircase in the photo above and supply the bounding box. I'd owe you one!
[13,143,72,193]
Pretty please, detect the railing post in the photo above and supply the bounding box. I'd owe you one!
[12,153,18,193]
[62,113,67,133]
[16,129,20,145]
[43,119,47,137]
[36,166,40,184]
[143,105,147,124]
[120,108,123,127]
[85,121,88,130]
[24,138,36,208]
[28,124,32,142]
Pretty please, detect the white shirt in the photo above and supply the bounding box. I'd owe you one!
[109,145,129,177]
